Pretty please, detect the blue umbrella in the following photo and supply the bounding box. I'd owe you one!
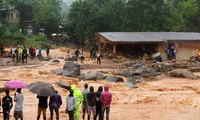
[39,28,45,32]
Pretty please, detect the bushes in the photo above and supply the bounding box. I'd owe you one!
[34,34,46,41]
[0,25,12,38]
[0,24,24,40]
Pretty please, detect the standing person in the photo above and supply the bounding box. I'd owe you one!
[11,46,16,62]
[100,86,112,120]
[87,86,96,120]
[22,46,28,63]
[46,46,50,58]
[96,53,101,64]
[19,46,24,61]
[82,83,89,120]
[89,47,94,59]
[16,46,20,62]
[194,49,200,62]
[79,50,84,63]
[49,91,62,120]
[74,47,80,59]
[2,90,13,120]
[66,89,76,120]
[29,46,33,58]
[37,95,48,120]
[14,88,24,120]
[38,47,42,60]
[170,43,176,62]
[32,46,36,58]
[94,86,103,120]
[71,85,83,120]
[66,50,72,61]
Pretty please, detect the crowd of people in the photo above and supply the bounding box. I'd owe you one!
[65,47,102,64]
[0,44,103,65]
[0,84,112,120]
[10,45,51,63]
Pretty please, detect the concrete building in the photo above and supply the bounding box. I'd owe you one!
[6,9,20,24]
[96,32,200,61]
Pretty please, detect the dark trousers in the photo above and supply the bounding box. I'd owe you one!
[97,58,101,64]
[50,104,59,120]
[68,111,74,120]
[3,109,10,120]
[101,107,110,120]
[16,54,19,62]
[12,54,15,62]
[22,54,27,63]
[95,106,102,120]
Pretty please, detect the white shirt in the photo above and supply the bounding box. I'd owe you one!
[11,47,16,55]
[14,93,24,111]
[66,95,76,111]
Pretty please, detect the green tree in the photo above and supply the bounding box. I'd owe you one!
[33,0,62,35]
[65,0,200,44]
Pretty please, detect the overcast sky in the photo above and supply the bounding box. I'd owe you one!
[62,0,74,5]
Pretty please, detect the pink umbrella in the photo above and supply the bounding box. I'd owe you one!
[4,80,27,88]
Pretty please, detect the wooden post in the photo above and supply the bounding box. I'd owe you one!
[113,44,116,54]
[98,41,102,53]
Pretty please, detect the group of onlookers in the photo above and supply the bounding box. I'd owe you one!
[0,84,112,120]
[10,45,28,63]
[66,48,85,63]
[1,88,24,120]
[66,84,112,120]
[9,45,50,63]
[80,83,112,120]
[28,46,37,59]
[89,47,102,64]
[66,46,102,64]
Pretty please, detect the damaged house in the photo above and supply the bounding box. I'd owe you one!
[96,32,200,61]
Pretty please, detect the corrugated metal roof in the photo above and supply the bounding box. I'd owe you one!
[98,32,200,43]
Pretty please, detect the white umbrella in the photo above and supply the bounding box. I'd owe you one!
[51,33,57,36]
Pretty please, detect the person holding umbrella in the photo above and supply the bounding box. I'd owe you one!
[37,95,48,120]
[14,88,24,120]
[2,90,13,120]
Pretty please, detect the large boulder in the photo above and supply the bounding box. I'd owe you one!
[162,63,173,72]
[84,72,97,80]
[133,60,146,69]
[62,62,80,77]
[123,71,134,77]
[134,66,148,75]
[62,69,80,77]
[96,72,107,79]
[63,61,80,70]
[84,72,106,80]
[56,80,70,90]
[124,77,138,88]
[169,69,197,79]
[148,68,160,76]
[152,62,173,72]
[105,76,124,82]
[51,69,63,75]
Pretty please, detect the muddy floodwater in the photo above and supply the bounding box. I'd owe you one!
[1,47,200,120]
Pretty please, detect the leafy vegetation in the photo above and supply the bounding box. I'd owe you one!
[0,0,200,45]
